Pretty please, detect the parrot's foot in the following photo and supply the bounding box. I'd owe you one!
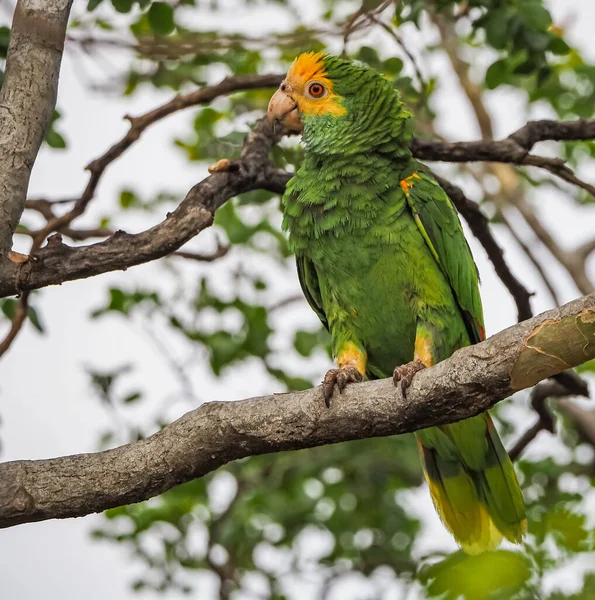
[393,360,426,398]
[322,367,362,408]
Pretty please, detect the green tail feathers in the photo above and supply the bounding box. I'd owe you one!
[416,412,526,554]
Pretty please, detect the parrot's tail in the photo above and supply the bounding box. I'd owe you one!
[416,412,527,554]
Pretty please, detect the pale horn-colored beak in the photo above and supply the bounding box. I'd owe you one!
[267,87,303,133]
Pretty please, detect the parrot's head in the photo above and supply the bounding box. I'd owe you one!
[267,52,411,155]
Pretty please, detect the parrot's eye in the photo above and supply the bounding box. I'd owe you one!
[307,81,327,99]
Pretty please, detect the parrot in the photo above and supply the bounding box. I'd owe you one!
[267,52,526,554]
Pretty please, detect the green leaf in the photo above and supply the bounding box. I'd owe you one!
[483,10,509,49]
[522,4,552,30]
[123,391,142,404]
[27,306,45,333]
[485,58,510,89]
[549,36,571,55]
[111,0,133,13]
[419,550,531,599]
[294,329,328,357]
[87,0,104,11]
[119,189,137,209]
[148,2,175,35]
[1,298,16,320]
[45,130,66,149]
[0,26,10,58]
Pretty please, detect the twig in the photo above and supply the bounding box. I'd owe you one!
[341,0,394,53]
[577,238,595,262]
[509,382,559,461]
[269,294,303,312]
[0,118,286,298]
[432,9,494,140]
[506,192,593,295]
[496,209,561,307]
[371,16,427,98]
[0,290,29,358]
[509,374,590,461]
[522,154,595,198]
[172,243,229,262]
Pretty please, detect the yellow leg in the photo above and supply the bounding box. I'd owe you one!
[337,341,367,376]
[414,329,434,368]
[322,341,367,407]
[394,324,433,396]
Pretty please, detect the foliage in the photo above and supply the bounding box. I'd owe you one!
[2,0,595,598]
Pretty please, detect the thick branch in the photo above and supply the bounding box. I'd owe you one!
[0,0,73,257]
[0,293,593,529]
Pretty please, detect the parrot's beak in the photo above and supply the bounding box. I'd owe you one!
[267,86,303,133]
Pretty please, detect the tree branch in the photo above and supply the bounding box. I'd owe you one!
[28,73,284,245]
[508,379,579,461]
[0,0,73,258]
[0,293,593,529]
[0,117,283,298]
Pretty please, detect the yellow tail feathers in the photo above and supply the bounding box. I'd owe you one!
[417,413,527,554]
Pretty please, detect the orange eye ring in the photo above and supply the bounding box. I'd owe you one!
[307,81,326,98]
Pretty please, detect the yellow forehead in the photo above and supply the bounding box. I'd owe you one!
[287,52,329,88]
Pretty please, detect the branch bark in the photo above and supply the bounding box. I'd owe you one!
[0,292,593,529]
[0,0,73,258]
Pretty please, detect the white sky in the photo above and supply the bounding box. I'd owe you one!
[1,1,595,599]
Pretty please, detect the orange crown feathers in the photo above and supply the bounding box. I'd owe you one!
[287,52,329,85]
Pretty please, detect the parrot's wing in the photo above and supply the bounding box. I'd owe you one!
[403,167,485,343]
[296,255,329,331]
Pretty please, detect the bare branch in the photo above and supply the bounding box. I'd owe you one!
[577,238,595,262]
[506,191,593,295]
[558,397,595,449]
[522,153,595,198]
[411,121,595,168]
[0,293,593,529]
[173,242,229,262]
[0,0,74,257]
[509,380,569,461]
[496,209,562,307]
[0,117,284,298]
[29,73,284,245]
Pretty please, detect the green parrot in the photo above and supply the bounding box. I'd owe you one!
[267,52,526,554]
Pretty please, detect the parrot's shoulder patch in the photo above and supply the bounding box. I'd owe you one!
[399,172,421,195]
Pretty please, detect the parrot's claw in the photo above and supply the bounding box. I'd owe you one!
[322,367,363,408]
[392,360,426,399]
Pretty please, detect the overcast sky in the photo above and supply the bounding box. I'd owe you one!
[1,1,595,599]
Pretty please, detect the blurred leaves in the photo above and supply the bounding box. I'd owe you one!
[0,298,44,333]
[419,550,532,600]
